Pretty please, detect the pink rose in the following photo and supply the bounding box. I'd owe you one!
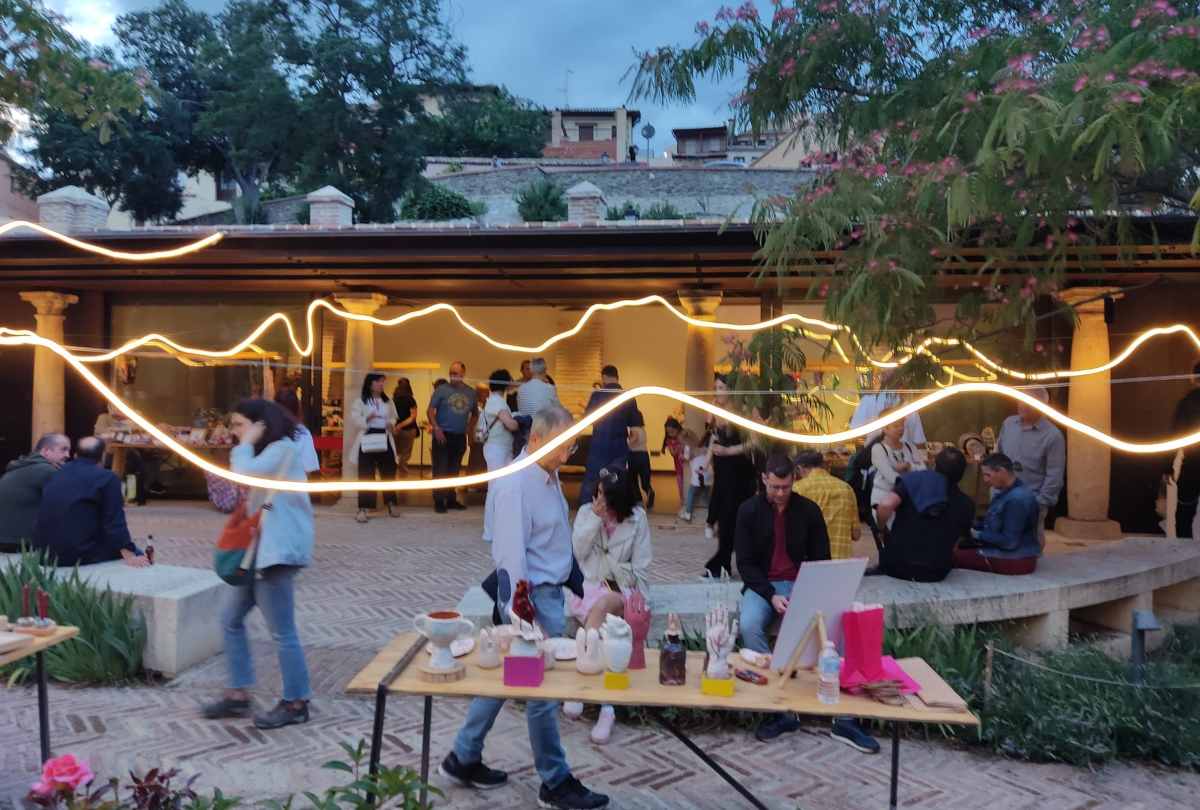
[31,754,94,796]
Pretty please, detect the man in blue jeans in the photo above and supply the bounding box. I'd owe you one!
[440,404,609,810]
[735,453,880,753]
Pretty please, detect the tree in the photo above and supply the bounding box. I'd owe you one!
[399,181,481,220]
[283,0,468,222]
[631,0,1200,371]
[425,87,548,158]
[1,0,143,143]
[515,178,567,222]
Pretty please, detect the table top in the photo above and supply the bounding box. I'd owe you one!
[347,632,979,727]
[0,625,80,667]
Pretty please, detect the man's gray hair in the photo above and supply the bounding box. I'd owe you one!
[1027,386,1050,402]
[531,403,573,439]
[34,433,67,452]
[530,357,548,375]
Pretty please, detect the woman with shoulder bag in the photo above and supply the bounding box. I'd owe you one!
[351,373,400,523]
[203,399,314,730]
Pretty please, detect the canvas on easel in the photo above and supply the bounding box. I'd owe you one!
[769,558,867,678]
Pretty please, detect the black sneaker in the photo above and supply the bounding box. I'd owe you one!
[831,718,880,754]
[447,500,467,511]
[538,775,609,809]
[439,752,507,790]
[434,502,447,514]
[201,697,251,719]
[254,700,309,730]
[754,713,801,742]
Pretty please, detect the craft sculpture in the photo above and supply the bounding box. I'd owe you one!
[704,604,738,681]
[624,590,650,670]
[476,628,501,669]
[600,615,633,673]
[659,612,687,686]
[508,581,543,657]
[575,627,605,675]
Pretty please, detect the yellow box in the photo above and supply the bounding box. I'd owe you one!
[603,671,631,690]
[700,675,735,697]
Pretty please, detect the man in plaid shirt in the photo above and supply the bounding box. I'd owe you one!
[793,451,860,559]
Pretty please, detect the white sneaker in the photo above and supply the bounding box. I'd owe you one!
[590,706,615,744]
[678,510,692,522]
[563,701,584,720]
[705,524,715,540]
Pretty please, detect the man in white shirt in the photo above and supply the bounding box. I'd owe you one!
[440,404,610,810]
[849,372,926,446]
[516,357,560,417]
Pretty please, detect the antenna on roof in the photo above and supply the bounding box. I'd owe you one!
[557,69,573,108]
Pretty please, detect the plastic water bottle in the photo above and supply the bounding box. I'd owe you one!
[817,641,840,705]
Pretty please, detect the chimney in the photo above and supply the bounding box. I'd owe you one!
[37,186,109,232]
[306,185,355,227]
[551,110,563,147]
[566,181,606,223]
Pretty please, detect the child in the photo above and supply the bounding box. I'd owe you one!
[662,417,686,503]
[678,430,712,522]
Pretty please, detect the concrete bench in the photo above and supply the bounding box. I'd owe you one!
[456,538,1200,651]
[1,555,226,677]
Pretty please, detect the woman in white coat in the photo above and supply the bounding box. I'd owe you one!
[350,373,400,523]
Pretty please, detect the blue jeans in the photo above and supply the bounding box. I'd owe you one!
[453,583,570,788]
[739,580,794,654]
[683,484,710,514]
[222,565,311,701]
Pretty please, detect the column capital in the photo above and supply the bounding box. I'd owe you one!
[333,293,388,316]
[677,286,723,320]
[1056,286,1123,315]
[20,291,78,316]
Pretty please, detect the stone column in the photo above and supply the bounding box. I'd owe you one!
[678,286,724,437]
[20,291,78,445]
[1054,286,1123,540]
[566,181,606,223]
[334,293,388,486]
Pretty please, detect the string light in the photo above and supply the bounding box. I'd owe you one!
[0,220,224,261]
[3,329,1198,492]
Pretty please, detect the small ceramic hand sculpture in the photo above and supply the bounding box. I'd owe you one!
[576,627,605,674]
[600,615,633,673]
[477,628,501,669]
[624,590,651,670]
[705,604,738,680]
[508,604,543,658]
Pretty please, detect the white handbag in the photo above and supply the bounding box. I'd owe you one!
[360,432,389,454]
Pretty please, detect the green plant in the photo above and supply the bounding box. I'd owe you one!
[514,178,567,222]
[605,200,640,220]
[643,201,684,220]
[399,183,477,221]
[720,329,834,445]
[0,552,146,684]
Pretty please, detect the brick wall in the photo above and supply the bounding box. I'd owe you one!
[553,313,603,417]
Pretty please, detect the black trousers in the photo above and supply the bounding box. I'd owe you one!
[704,515,738,578]
[431,431,467,507]
[358,429,397,510]
[628,451,653,501]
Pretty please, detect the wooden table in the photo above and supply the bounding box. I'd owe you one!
[0,626,80,762]
[348,632,978,809]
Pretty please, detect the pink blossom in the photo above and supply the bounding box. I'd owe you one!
[1073,75,1088,93]
[1034,342,1044,352]
[969,27,992,39]
[734,1,758,21]
[695,21,711,35]
[773,7,799,24]
[930,248,940,257]
[779,58,797,77]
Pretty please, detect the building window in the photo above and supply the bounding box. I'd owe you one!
[578,124,594,142]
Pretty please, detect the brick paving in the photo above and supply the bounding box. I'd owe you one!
[3,495,1198,808]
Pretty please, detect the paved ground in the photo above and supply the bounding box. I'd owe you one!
[3,490,1198,809]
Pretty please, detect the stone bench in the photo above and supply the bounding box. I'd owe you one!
[456,538,1200,650]
[1,555,226,677]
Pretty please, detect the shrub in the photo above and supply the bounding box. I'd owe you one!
[0,552,146,684]
[642,201,684,220]
[604,200,640,220]
[514,178,567,222]
[399,183,479,221]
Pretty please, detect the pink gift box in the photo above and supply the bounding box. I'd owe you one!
[503,655,545,687]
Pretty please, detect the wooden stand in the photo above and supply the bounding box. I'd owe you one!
[775,612,827,689]
[418,661,466,683]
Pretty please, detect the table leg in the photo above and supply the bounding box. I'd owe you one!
[368,682,389,786]
[419,696,433,807]
[111,447,127,481]
[890,722,902,810]
[37,651,50,763]
[655,714,768,810]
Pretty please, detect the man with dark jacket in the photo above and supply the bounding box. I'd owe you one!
[578,365,639,507]
[32,437,147,568]
[0,433,70,552]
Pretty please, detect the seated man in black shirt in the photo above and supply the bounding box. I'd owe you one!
[872,446,974,582]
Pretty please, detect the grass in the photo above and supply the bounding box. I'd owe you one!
[1,551,146,685]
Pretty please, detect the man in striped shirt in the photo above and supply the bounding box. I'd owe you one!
[793,451,860,559]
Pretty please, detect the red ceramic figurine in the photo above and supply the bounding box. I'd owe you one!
[624,590,650,670]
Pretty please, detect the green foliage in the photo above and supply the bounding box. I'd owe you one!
[0,552,145,685]
[399,182,481,221]
[643,201,685,220]
[720,328,833,440]
[424,87,547,158]
[605,200,641,220]
[629,0,1200,365]
[515,178,568,222]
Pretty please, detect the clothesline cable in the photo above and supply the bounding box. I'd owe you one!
[991,648,1200,691]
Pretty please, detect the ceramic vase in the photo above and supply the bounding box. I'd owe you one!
[600,615,633,673]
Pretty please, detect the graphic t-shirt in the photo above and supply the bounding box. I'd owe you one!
[430,382,476,434]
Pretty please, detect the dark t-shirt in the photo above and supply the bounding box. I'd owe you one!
[393,394,418,433]
[880,474,975,582]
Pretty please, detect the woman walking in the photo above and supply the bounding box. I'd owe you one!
[390,377,420,478]
[202,398,313,729]
[480,369,519,543]
[563,465,652,743]
[704,373,757,578]
[350,373,400,523]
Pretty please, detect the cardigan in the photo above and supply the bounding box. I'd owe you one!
[571,504,652,594]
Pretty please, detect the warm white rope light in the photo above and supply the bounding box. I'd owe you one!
[2,330,1197,492]
[0,220,224,261]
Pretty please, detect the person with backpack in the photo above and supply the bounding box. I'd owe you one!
[479,369,520,544]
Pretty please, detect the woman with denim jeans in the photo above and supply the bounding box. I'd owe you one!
[202,399,315,730]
